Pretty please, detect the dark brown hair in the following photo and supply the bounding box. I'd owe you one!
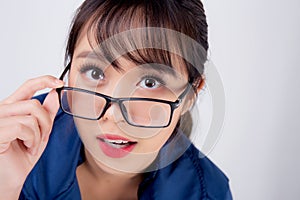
[65,0,208,89]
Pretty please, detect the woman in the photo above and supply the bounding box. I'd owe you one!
[0,0,232,199]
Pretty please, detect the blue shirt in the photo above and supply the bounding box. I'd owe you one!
[20,94,232,199]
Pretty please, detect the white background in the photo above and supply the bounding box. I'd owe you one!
[1,1,300,199]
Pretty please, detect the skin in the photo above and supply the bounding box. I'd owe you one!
[71,30,204,199]
[71,32,188,199]
[0,76,64,199]
[0,32,205,200]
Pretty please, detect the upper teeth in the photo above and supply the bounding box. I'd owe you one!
[103,139,130,145]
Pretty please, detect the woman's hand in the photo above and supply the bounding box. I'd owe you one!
[0,76,63,199]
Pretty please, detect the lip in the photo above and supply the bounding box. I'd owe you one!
[97,134,137,158]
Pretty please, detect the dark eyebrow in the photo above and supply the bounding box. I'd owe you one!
[138,63,178,78]
[76,51,109,66]
[76,51,179,78]
[76,51,99,59]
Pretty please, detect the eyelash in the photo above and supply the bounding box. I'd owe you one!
[79,63,105,81]
[142,75,165,84]
[79,63,101,72]
[138,75,166,88]
[78,64,166,89]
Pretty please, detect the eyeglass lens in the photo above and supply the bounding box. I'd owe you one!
[59,89,171,127]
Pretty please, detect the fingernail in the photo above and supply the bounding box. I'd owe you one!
[52,79,64,87]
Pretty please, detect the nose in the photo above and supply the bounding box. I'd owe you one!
[100,101,123,123]
[100,102,112,120]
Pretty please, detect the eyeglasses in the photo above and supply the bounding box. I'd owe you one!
[56,63,191,128]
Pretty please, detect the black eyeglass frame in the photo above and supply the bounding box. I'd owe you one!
[56,63,192,128]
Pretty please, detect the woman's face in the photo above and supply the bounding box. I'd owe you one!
[68,31,191,174]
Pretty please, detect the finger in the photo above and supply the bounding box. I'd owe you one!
[42,90,60,141]
[0,100,52,138]
[0,142,10,153]
[13,116,41,155]
[1,75,64,104]
[0,116,41,154]
[0,123,36,155]
[43,89,60,122]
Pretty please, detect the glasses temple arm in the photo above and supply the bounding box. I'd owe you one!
[59,63,71,80]
[177,83,192,100]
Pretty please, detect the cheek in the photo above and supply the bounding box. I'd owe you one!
[74,119,100,142]
[68,67,93,89]
[136,108,182,153]
[68,69,81,87]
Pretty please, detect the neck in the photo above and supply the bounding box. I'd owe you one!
[84,148,143,183]
[76,148,143,200]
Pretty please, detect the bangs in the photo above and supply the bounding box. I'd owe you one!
[67,0,208,84]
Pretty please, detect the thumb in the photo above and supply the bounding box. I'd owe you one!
[43,89,60,123]
[33,90,60,149]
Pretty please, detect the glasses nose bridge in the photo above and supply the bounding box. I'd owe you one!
[99,96,123,119]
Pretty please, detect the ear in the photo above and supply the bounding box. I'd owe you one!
[180,75,206,115]
[195,75,206,94]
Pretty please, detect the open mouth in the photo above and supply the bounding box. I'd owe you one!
[97,134,137,158]
[99,138,137,148]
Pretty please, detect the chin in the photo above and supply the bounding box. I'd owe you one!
[88,147,160,174]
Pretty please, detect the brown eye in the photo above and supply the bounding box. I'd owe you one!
[139,77,162,89]
[90,69,104,80]
[80,64,105,82]
[145,79,156,88]
[84,68,104,81]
